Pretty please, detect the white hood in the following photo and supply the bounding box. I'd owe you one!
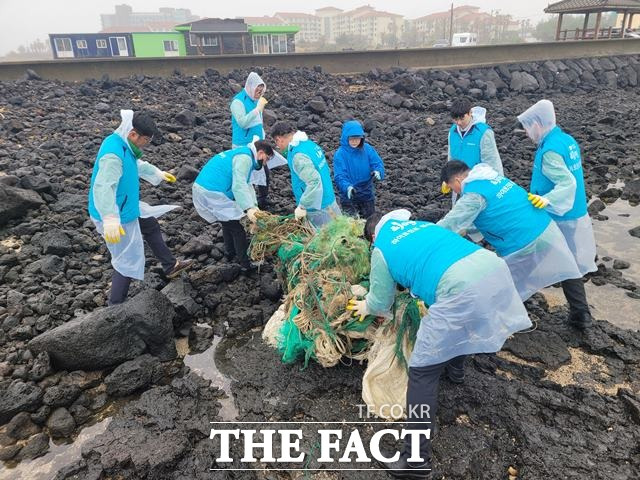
[114,109,134,143]
[244,71,266,98]
[462,163,500,188]
[458,106,487,135]
[289,130,309,148]
[374,209,412,238]
[517,99,556,144]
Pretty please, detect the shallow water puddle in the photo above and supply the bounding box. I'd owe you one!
[592,194,640,285]
[181,333,240,420]
[0,418,110,480]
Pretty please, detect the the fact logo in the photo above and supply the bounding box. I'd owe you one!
[208,423,431,471]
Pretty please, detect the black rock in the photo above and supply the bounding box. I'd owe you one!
[40,230,72,256]
[629,226,640,238]
[46,407,75,438]
[0,380,43,424]
[17,432,49,460]
[0,444,21,461]
[104,354,162,397]
[177,165,199,182]
[613,259,630,270]
[43,384,82,408]
[5,411,41,440]
[175,109,197,127]
[28,290,177,371]
[588,199,606,215]
[503,330,570,367]
[161,278,202,321]
[25,69,41,80]
[0,184,45,226]
[307,99,327,113]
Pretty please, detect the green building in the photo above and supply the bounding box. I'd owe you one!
[248,25,300,54]
[130,32,187,57]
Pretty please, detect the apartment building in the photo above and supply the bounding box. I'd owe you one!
[274,12,323,42]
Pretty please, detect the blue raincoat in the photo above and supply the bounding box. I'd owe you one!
[333,120,385,202]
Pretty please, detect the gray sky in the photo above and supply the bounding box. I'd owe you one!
[0,0,554,55]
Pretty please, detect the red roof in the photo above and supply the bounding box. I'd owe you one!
[242,16,286,25]
[413,5,480,22]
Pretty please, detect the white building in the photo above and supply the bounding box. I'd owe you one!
[274,12,323,42]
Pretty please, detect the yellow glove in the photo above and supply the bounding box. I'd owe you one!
[162,172,176,183]
[441,181,451,194]
[257,97,268,111]
[103,217,125,244]
[294,206,307,221]
[346,298,369,322]
[528,193,549,209]
[246,207,260,223]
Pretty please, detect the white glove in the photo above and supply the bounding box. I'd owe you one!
[294,206,307,221]
[246,207,260,223]
[373,171,381,181]
[103,216,125,244]
[347,186,355,200]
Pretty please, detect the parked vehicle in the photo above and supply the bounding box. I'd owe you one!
[432,39,449,48]
[451,32,478,47]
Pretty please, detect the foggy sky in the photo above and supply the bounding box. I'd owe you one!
[0,0,555,56]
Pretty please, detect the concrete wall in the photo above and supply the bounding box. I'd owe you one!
[1,38,640,81]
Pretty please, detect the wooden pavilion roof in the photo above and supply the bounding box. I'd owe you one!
[545,0,640,14]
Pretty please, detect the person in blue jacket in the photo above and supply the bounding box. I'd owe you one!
[230,72,271,209]
[193,140,274,272]
[438,160,582,301]
[271,121,341,229]
[88,110,193,305]
[442,98,503,197]
[332,120,385,218]
[518,99,597,329]
[347,209,530,478]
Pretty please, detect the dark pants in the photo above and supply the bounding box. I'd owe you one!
[404,355,466,464]
[340,198,375,219]
[109,216,176,305]
[257,164,270,210]
[221,220,250,266]
[561,277,590,316]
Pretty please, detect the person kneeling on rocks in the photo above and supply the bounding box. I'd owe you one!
[88,110,193,305]
[271,121,341,229]
[438,160,583,301]
[518,99,597,329]
[348,209,531,479]
[443,98,503,200]
[192,139,274,272]
[332,120,385,218]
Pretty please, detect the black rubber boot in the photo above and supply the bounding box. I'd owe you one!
[379,453,431,479]
[568,311,593,329]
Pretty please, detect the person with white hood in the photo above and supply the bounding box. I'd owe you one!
[88,110,193,305]
[192,139,275,272]
[442,98,503,197]
[347,209,531,478]
[270,121,341,229]
[230,72,285,209]
[517,99,597,329]
[438,160,582,301]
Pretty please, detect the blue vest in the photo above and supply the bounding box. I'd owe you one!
[195,146,257,200]
[448,122,490,168]
[464,176,551,256]
[288,139,336,210]
[88,133,140,223]
[530,126,587,221]
[374,220,481,305]
[231,91,264,146]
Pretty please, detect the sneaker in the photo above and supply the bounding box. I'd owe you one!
[567,311,593,329]
[166,259,194,279]
[379,452,431,479]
